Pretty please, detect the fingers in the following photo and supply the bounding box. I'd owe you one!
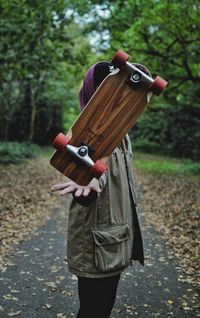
[51,181,84,196]
[51,183,68,192]
[74,185,100,197]
[74,188,84,197]
[82,187,91,197]
[91,185,101,193]
[60,185,76,196]
[51,180,102,198]
[73,187,89,197]
[89,179,102,193]
[51,181,76,192]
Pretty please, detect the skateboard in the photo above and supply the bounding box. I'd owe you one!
[50,50,168,186]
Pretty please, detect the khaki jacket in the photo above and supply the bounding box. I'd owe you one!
[67,135,144,278]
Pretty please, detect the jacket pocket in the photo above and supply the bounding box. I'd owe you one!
[92,224,130,272]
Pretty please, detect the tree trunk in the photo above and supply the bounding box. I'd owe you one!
[29,84,37,142]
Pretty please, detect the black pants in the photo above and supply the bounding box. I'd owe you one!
[76,274,121,318]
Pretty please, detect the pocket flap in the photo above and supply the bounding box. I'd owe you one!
[92,224,130,246]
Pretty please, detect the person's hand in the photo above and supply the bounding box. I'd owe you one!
[51,179,102,206]
[51,179,101,197]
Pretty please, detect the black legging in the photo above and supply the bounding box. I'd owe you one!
[76,274,121,318]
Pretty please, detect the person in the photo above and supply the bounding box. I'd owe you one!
[51,61,144,318]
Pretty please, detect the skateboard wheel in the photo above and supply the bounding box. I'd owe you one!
[51,133,70,151]
[150,76,168,96]
[111,50,129,68]
[90,160,107,179]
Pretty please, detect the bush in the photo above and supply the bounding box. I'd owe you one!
[133,139,164,154]
[0,142,41,164]
[131,105,200,161]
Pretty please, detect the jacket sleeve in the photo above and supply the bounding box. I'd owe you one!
[98,171,108,190]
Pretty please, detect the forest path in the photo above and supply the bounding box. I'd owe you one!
[0,198,199,318]
[0,159,200,318]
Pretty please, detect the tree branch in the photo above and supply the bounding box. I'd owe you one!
[183,57,200,83]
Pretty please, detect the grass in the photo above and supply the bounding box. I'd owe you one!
[39,146,54,158]
[1,141,199,176]
[133,152,200,175]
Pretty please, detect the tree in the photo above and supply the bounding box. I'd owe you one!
[0,0,91,143]
[69,0,200,159]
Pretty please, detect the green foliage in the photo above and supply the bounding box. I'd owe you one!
[75,0,200,160]
[102,0,200,160]
[134,152,200,175]
[0,142,41,164]
[132,104,200,160]
[133,139,163,154]
[0,0,92,144]
[1,0,200,160]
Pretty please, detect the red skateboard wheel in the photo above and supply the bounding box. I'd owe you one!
[111,50,129,68]
[150,76,168,96]
[51,133,70,151]
[90,160,107,179]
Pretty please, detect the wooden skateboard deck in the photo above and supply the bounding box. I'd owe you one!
[50,51,167,185]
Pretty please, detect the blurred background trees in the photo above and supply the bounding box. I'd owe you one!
[0,0,92,144]
[1,0,199,159]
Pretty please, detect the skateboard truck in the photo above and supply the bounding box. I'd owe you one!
[127,70,143,89]
[130,72,141,82]
[126,62,153,85]
[112,50,168,95]
[52,133,107,179]
[67,145,94,167]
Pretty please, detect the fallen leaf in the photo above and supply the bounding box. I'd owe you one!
[3,294,18,301]
[46,304,52,309]
[57,313,67,318]
[7,311,22,317]
[36,277,44,281]
[45,281,57,288]
[10,290,20,294]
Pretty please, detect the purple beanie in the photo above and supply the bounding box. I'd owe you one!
[79,64,97,110]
